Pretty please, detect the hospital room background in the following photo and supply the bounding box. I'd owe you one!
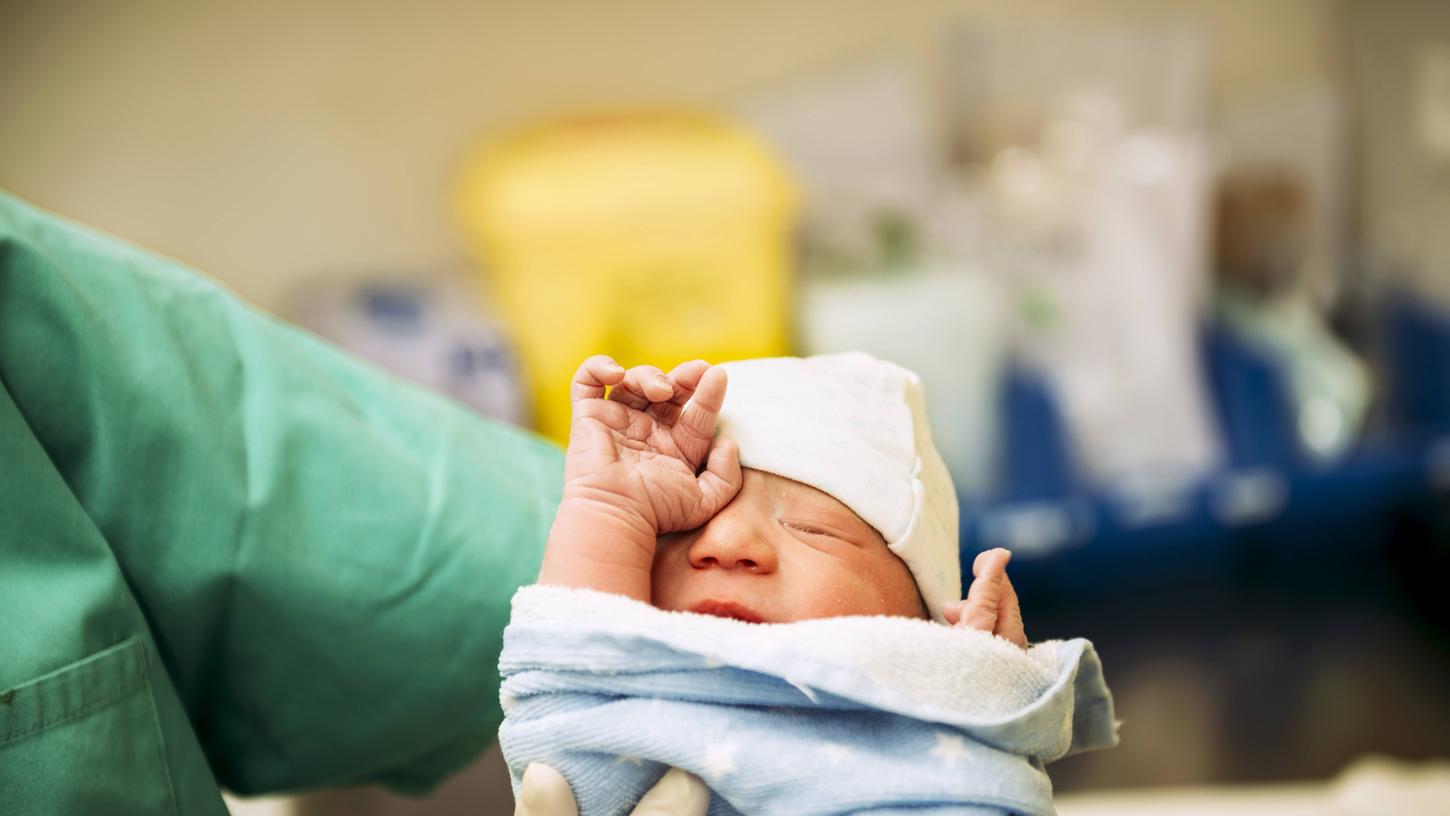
[3,0,1449,812]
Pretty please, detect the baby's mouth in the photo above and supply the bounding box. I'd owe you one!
[690,600,765,624]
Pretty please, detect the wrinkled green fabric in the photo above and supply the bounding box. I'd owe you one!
[0,191,563,812]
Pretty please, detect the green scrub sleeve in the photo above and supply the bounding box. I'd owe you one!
[0,192,563,794]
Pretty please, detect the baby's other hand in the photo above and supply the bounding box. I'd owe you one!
[563,355,743,537]
[941,548,1028,649]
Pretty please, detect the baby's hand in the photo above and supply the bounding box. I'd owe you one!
[942,548,1028,649]
[562,355,742,535]
[538,356,743,602]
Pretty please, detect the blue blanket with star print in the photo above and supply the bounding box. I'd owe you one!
[498,586,1118,816]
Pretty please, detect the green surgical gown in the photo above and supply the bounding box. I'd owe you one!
[0,191,564,813]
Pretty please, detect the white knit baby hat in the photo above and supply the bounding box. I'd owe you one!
[715,352,961,621]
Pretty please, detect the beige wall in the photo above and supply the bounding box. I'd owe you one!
[1,0,1338,313]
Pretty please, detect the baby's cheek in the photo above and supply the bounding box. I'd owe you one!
[784,559,896,619]
[648,543,690,610]
[792,552,924,620]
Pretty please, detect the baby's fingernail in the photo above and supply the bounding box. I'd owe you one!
[655,375,671,389]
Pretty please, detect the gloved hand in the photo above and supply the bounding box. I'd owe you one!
[514,763,709,816]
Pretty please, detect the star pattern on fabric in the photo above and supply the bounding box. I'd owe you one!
[818,741,855,767]
[930,731,972,767]
[701,741,739,779]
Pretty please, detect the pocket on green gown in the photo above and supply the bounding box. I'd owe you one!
[0,637,177,815]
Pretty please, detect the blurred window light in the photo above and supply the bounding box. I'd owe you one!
[1415,44,1450,163]
[1122,132,1174,184]
[991,146,1047,200]
[1042,117,1096,171]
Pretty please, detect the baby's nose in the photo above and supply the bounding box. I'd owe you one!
[694,552,758,571]
[687,532,777,574]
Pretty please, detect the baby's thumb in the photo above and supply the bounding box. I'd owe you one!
[958,549,1011,632]
[959,598,1000,633]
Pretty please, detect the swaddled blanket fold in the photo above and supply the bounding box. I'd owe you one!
[499,586,1117,816]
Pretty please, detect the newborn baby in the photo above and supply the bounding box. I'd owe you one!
[538,354,1022,639]
[504,352,1116,816]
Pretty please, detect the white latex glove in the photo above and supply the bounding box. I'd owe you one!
[514,763,709,816]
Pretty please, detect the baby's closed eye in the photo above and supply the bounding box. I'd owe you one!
[780,519,861,546]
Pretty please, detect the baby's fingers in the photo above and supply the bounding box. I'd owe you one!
[941,599,967,626]
[973,547,1012,581]
[610,364,674,410]
[695,435,743,519]
[570,355,626,402]
[994,567,1028,648]
[649,359,710,426]
[678,365,727,441]
[956,548,1011,634]
[673,365,729,466]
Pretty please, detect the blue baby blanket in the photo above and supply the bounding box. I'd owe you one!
[499,586,1117,815]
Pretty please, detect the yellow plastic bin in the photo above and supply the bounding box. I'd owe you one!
[455,110,797,442]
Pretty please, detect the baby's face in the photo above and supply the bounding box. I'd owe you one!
[651,469,926,623]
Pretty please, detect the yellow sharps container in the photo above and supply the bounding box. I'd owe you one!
[455,111,797,442]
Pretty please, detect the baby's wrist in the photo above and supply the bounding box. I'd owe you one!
[559,480,658,534]
[554,493,657,547]
[536,496,658,603]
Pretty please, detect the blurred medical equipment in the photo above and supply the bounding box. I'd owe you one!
[736,56,1009,497]
[1212,169,1371,460]
[718,36,1450,795]
[736,55,1009,498]
[455,111,796,442]
[289,276,528,426]
[945,18,1221,496]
